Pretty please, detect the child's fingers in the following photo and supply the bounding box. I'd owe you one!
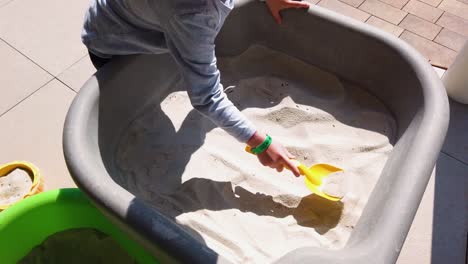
[285,149,296,160]
[285,0,310,8]
[280,144,296,159]
[283,157,301,177]
[276,165,284,172]
[271,10,283,24]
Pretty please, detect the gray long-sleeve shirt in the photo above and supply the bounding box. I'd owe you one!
[82,0,256,142]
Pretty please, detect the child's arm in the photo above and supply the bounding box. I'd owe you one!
[164,4,301,176]
[164,10,256,143]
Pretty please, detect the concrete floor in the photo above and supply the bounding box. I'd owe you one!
[0,0,466,263]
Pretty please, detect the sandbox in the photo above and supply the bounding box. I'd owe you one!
[63,1,449,263]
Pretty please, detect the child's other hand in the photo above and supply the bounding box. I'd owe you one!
[265,0,310,24]
[247,131,301,177]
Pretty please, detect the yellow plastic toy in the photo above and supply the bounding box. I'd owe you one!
[245,146,343,201]
[0,161,44,211]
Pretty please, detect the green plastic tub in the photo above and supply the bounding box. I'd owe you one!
[0,188,157,264]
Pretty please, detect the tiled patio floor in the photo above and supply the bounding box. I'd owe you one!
[308,0,468,69]
[0,0,466,263]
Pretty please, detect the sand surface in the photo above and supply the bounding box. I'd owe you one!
[19,228,136,264]
[0,168,32,205]
[115,45,396,263]
[321,171,348,198]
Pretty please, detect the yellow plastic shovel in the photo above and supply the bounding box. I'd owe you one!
[245,146,343,201]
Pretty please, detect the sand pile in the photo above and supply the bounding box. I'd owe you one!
[115,45,396,263]
[0,168,32,205]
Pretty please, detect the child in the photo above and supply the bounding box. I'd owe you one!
[82,0,309,176]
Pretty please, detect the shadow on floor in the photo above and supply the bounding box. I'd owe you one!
[431,99,468,264]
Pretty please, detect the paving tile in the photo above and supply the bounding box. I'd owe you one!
[318,0,371,22]
[366,16,405,36]
[436,12,468,37]
[379,0,409,9]
[338,0,365,8]
[397,153,468,264]
[400,30,457,67]
[305,0,321,4]
[0,39,52,116]
[403,0,443,23]
[439,0,468,21]
[418,0,443,7]
[0,0,89,76]
[442,99,468,164]
[0,80,76,190]
[457,0,468,4]
[0,0,12,7]
[360,0,407,24]
[434,28,468,51]
[58,54,95,92]
[399,14,442,40]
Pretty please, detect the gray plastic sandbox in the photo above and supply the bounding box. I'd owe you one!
[63,1,449,263]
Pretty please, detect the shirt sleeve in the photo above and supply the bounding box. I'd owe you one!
[164,10,256,143]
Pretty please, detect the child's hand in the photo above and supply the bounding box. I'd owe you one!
[247,132,301,177]
[265,0,310,24]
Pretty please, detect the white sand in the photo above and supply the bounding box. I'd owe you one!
[0,168,32,205]
[115,45,396,263]
[321,171,348,198]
